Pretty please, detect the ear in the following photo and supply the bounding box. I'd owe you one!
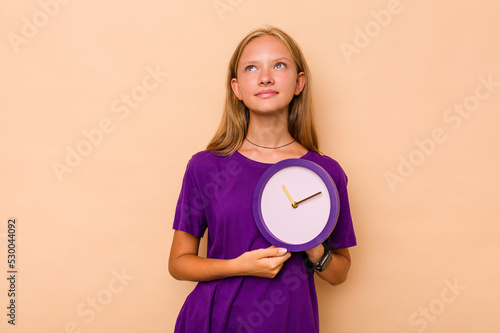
[294,72,306,96]
[231,78,243,100]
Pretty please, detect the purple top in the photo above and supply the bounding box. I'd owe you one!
[173,150,356,333]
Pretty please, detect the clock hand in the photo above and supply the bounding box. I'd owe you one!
[295,191,322,206]
[282,185,298,208]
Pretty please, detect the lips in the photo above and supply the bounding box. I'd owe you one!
[256,89,278,98]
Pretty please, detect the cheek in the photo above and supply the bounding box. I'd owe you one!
[237,78,253,95]
[282,74,299,91]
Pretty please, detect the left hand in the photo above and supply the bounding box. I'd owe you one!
[304,243,325,265]
[304,245,352,285]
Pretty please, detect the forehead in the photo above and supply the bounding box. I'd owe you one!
[239,35,293,63]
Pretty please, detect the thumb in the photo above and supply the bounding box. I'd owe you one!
[265,245,288,256]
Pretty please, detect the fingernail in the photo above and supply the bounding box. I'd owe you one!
[278,248,288,254]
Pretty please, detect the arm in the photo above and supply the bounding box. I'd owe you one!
[305,245,351,286]
[168,230,292,282]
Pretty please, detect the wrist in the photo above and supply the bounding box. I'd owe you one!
[307,246,325,264]
[228,256,245,277]
[305,243,333,272]
[308,246,326,263]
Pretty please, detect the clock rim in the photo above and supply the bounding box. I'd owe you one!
[253,158,340,252]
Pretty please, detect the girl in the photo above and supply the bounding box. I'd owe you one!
[169,26,356,333]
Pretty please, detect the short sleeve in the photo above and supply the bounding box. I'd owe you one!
[172,159,208,238]
[324,163,357,249]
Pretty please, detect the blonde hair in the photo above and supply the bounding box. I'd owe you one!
[207,26,319,156]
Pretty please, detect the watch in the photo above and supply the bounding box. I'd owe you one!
[253,158,340,252]
[305,243,333,272]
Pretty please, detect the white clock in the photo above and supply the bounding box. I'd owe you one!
[253,159,340,252]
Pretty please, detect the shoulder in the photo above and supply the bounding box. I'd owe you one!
[185,150,241,177]
[184,150,222,172]
[187,150,221,167]
[304,151,349,191]
[304,151,345,175]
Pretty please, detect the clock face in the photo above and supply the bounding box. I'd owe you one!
[253,159,339,252]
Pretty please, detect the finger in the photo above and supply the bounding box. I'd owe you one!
[252,246,288,260]
[264,246,288,257]
[267,251,291,264]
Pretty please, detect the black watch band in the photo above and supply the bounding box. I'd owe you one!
[306,243,333,272]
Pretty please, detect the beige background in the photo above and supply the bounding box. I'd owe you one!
[1,0,499,332]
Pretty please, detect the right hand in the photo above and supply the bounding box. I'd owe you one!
[234,246,292,279]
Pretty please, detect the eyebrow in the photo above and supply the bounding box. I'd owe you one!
[240,57,293,67]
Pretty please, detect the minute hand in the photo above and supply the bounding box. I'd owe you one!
[295,191,322,206]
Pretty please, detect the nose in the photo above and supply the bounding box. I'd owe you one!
[258,67,274,85]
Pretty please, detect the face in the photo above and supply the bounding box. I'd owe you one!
[231,35,305,116]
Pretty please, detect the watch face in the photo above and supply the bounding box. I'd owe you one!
[253,159,339,252]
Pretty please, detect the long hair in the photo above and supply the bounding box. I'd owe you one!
[207,26,319,156]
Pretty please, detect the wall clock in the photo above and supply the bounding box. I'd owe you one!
[253,159,340,252]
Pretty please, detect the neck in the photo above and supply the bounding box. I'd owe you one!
[239,112,308,163]
[245,112,293,147]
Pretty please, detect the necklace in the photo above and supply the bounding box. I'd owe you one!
[245,137,296,149]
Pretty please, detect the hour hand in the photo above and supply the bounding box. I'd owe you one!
[282,185,298,208]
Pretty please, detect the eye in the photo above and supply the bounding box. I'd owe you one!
[245,65,257,71]
[274,62,286,69]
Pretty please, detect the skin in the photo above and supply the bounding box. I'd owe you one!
[169,35,351,286]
